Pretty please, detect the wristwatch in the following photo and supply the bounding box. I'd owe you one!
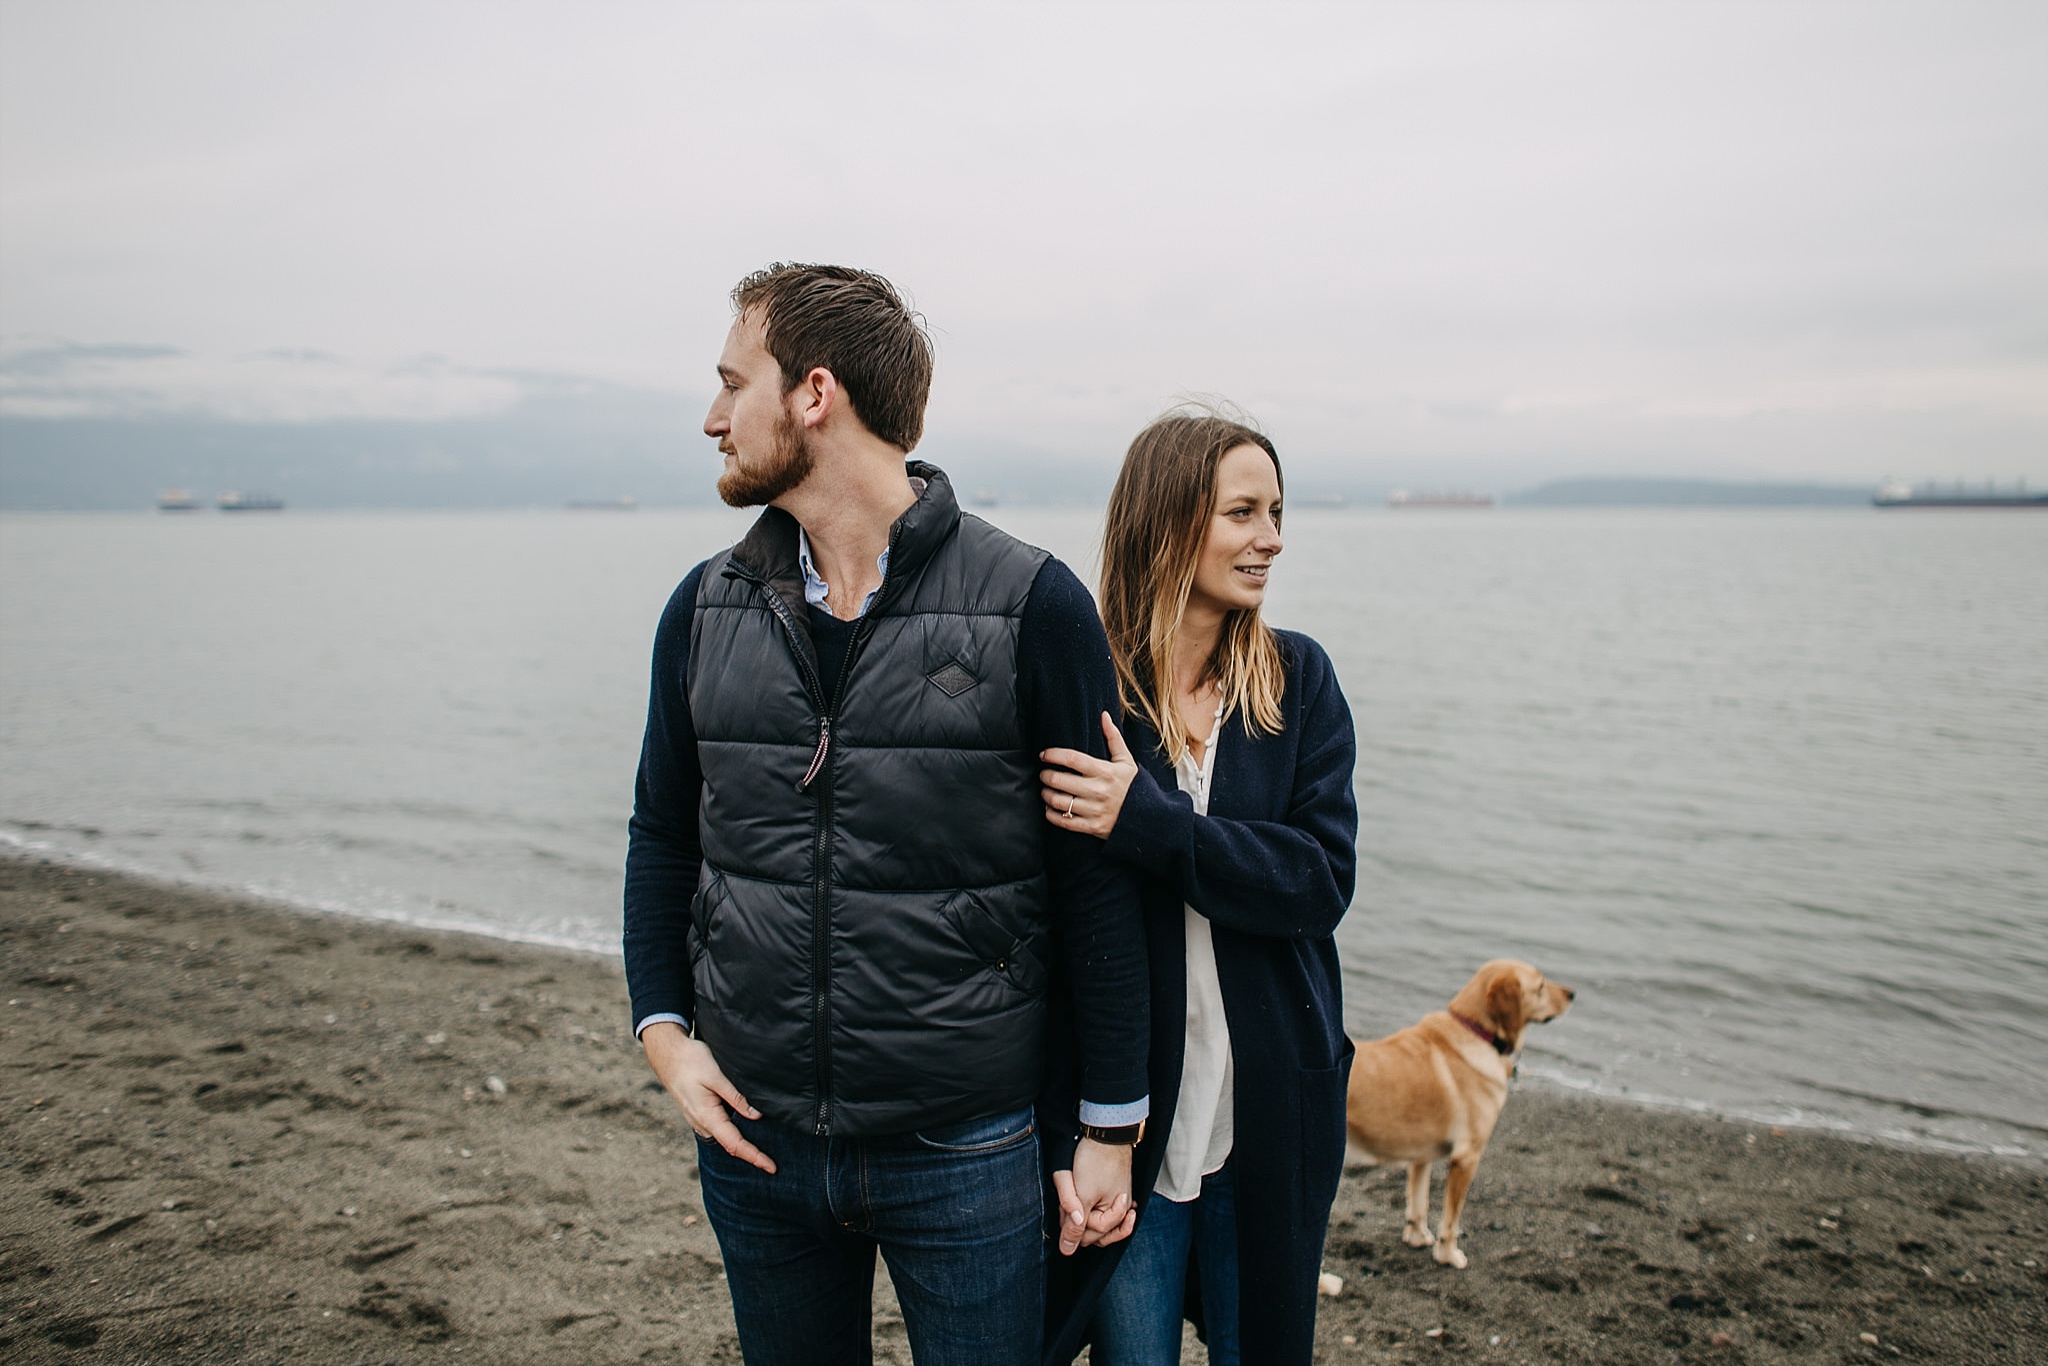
[1079,1120,1146,1147]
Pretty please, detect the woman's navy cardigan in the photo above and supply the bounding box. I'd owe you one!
[1044,628,1359,1366]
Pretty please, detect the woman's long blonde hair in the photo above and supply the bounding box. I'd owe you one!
[1099,407,1287,761]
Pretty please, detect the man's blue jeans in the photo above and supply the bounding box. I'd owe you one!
[694,1105,1044,1366]
[1090,1161,1240,1366]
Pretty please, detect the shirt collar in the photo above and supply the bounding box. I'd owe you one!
[797,527,890,618]
[794,477,926,619]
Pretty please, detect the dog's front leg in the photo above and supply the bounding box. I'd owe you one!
[1433,1154,1478,1269]
[1402,1162,1435,1248]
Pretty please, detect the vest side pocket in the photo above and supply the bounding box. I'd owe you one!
[688,871,728,965]
[938,887,1046,996]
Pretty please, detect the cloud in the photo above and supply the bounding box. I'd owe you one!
[0,339,525,422]
[1,2,2044,480]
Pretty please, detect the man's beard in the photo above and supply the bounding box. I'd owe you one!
[717,409,815,508]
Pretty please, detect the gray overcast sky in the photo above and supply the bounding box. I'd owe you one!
[3,0,2045,484]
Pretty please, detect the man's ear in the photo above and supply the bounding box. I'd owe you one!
[796,366,839,429]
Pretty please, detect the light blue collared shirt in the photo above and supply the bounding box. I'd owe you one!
[797,528,889,619]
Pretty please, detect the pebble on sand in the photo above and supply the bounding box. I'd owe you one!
[1317,1272,1343,1297]
[1860,1333,1881,1346]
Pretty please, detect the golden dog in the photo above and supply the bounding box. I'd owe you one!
[1344,960,1575,1268]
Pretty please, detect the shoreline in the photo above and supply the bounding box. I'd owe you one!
[3,853,2043,1363]
[7,836,2035,1170]
[0,832,627,963]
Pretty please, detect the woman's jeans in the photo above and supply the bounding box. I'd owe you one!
[694,1104,1043,1366]
[1090,1162,1240,1366]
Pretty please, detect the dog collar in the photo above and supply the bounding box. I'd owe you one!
[1451,1010,1513,1055]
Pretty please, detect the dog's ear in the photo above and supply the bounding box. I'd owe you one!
[1486,969,1524,1035]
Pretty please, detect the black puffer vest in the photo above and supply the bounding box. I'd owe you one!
[687,465,1052,1136]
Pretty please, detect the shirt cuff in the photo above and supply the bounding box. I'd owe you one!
[1077,1096,1150,1127]
[633,1012,690,1039]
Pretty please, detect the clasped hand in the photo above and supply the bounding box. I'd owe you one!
[1041,712,1138,839]
[1053,1138,1137,1256]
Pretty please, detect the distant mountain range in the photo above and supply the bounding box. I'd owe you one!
[0,362,1125,510]
[0,338,1980,513]
[0,384,1881,515]
[0,375,715,510]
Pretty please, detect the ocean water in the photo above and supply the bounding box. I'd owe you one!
[3,505,2043,1160]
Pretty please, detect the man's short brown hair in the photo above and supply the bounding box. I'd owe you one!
[731,263,934,452]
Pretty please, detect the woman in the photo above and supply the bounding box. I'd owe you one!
[1041,409,1358,1365]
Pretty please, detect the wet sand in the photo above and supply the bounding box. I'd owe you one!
[3,854,2042,1364]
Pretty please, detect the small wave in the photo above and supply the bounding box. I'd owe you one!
[1515,1063,2041,1166]
[1,831,150,876]
[0,838,617,959]
[172,797,280,815]
[3,816,106,839]
[1784,1077,2048,1139]
[231,878,616,958]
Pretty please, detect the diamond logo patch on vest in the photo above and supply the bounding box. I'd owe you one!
[926,661,979,697]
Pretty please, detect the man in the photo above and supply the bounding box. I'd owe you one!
[624,263,1149,1365]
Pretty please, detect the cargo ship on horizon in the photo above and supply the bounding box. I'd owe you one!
[1387,489,1494,508]
[216,491,285,512]
[1875,479,2045,509]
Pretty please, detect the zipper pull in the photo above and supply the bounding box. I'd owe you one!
[797,718,831,792]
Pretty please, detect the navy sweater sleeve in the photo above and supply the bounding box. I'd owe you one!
[622,562,708,1033]
[1020,558,1151,1117]
[1102,634,1358,940]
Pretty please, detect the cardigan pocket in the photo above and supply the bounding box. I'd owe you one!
[1297,1041,1355,1223]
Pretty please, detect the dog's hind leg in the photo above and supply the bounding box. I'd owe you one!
[1433,1154,1478,1269]
[1401,1162,1435,1248]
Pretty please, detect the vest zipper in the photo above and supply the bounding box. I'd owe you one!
[798,719,832,791]
[736,558,886,1137]
[799,616,876,1132]
[737,577,838,1134]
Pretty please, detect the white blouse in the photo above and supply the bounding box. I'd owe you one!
[1154,704,1233,1202]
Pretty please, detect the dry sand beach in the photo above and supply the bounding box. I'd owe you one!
[3,854,2042,1365]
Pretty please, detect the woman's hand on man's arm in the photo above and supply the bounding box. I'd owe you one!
[1040,711,1139,839]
